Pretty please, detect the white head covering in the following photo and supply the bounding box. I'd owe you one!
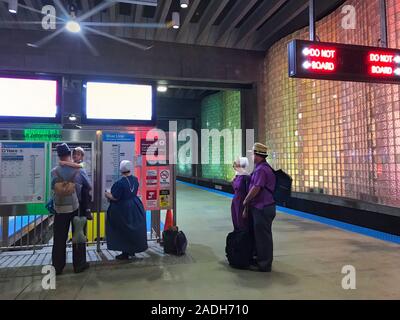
[238,157,249,169]
[234,157,250,176]
[120,160,133,173]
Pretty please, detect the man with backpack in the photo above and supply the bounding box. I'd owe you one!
[51,143,92,275]
[243,143,276,273]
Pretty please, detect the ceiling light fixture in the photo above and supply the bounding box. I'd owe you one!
[172,12,180,29]
[66,4,81,33]
[68,114,78,122]
[180,0,189,9]
[8,0,18,14]
[157,85,168,93]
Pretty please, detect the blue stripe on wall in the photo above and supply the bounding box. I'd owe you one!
[177,181,400,245]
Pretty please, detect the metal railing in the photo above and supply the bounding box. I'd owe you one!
[0,210,167,252]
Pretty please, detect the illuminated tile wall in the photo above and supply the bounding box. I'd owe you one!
[264,0,400,208]
[201,91,241,181]
[177,118,194,177]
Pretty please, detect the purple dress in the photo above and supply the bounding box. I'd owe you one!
[231,175,250,231]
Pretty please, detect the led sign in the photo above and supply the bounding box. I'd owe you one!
[288,39,400,84]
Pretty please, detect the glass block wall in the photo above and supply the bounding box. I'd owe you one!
[201,91,241,181]
[264,0,400,208]
[177,118,194,177]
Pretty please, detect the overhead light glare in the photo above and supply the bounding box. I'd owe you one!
[66,20,81,33]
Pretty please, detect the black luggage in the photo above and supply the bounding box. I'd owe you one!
[226,231,253,269]
[162,227,188,256]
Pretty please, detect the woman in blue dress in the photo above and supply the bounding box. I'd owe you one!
[105,160,148,260]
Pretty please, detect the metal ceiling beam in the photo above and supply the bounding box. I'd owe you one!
[234,0,288,47]
[215,0,258,46]
[175,0,200,42]
[154,0,171,40]
[132,4,144,38]
[119,0,157,6]
[81,0,90,14]
[255,0,309,50]
[195,0,230,45]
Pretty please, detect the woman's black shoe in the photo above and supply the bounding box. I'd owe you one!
[116,253,130,260]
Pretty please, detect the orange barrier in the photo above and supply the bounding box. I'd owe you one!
[164,210,174,231]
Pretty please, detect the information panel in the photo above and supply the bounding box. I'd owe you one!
[288,39,400,84]
[0,141,46,204]
[50,142,94,199]
[102,132,135,210]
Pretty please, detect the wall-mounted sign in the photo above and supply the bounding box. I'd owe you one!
[0,142,46,205]
[146,170,158,187]
[146,190,158,209]
[159,169,170,187]
[288,39,400,84]
[102,132,135,210]
[141,138,167,156]
[159,190,171,209]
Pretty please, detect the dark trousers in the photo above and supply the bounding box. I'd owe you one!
[52,210,87,273]
[80,185,91,217]
[249,205,276,269]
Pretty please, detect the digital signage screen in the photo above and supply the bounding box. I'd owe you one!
[83,81,155,125]
[0,76,59,122]
[288,39,400,84]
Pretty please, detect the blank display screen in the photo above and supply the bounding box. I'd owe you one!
[85,82,153,121]
[0,77,58,118]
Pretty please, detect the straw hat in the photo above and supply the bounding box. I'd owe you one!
[251,143,268,156]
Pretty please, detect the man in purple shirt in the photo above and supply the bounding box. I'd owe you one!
[243,143,276,272]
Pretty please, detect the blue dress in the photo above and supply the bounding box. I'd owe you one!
[106,176,148,254]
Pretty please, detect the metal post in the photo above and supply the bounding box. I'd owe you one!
[173,163,177,226]
[380,0,388,47]
[96,131,102,252]
[309,0,316,41]
[151,210,161,241]
[1,217,9,248]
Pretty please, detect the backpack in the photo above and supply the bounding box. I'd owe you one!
[226,230,253,269]
[54,169,79,197]
[162,227,188,256]
[265,163,293,205]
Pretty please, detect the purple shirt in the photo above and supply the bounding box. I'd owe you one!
[249,162,276,209]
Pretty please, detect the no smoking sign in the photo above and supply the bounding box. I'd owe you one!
[160,169,170,187]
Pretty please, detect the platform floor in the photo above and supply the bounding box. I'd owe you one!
[1,182,400,300]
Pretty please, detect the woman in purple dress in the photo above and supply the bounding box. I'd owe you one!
[231,157,251,231]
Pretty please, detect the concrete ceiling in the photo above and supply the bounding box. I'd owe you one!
[0,0,345,51]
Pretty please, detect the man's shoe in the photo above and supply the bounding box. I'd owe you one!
[74,263,90,274]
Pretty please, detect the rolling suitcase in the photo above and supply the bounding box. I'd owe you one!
[225,230,253,269]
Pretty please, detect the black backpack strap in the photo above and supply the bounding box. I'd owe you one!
[262,162,276,195]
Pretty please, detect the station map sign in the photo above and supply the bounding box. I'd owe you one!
[0,141,46,205]
[288,39,400,84]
